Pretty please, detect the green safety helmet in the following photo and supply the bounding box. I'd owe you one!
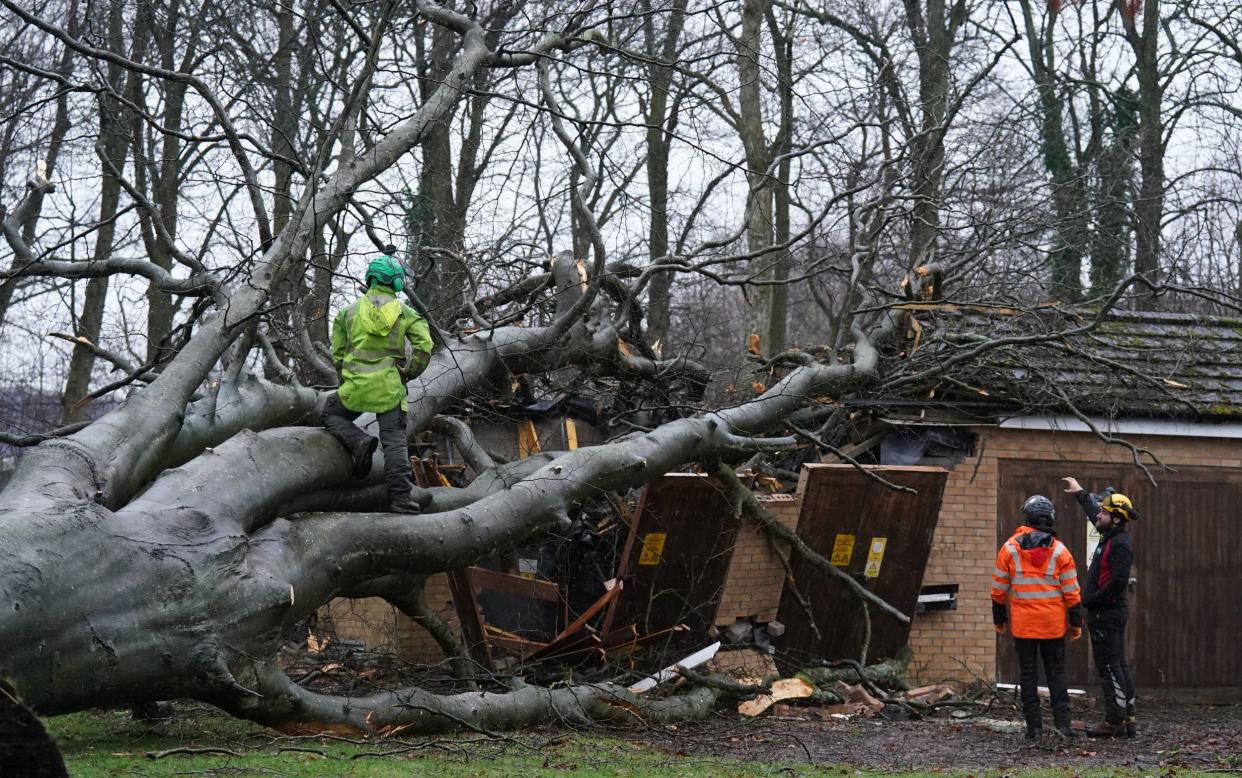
[365,254,405,293]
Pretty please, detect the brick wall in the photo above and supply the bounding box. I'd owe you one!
[907,426,1242,684]
[715,494,802,624]
[321,573,458,664]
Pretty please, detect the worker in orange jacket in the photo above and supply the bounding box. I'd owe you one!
[992,495,1084,740]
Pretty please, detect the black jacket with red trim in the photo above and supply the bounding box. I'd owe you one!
[1075,490,1133,611]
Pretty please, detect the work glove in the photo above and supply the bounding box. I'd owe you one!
[1068,626,1083,641]
[994,623,1007,635]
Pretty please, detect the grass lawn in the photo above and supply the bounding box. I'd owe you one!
[48,707,814,777]
[43,707,1219,777]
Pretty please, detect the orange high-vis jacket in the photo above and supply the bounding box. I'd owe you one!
[991,525,1082,639]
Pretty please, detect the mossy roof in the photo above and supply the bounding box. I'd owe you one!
[894,306,1242,421]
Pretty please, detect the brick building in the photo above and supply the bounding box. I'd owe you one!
[897,308,1242,699]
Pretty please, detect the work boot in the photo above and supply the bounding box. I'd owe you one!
[1025,726,1042,740]
[389,496,421,515]
[1053,705,1076,740]
[352,437,378,478]
[1085,721,1127,738]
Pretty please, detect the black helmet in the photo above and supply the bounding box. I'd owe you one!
[1021,494,1055,526]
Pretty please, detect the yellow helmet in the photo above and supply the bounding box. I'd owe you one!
[1100,492,1137,522]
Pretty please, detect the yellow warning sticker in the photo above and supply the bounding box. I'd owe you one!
[864,537,888,578]
[518,558,539,581]
[830,534,856,567]
[638,532,668,565]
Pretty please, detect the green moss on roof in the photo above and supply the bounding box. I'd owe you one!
[1204,403,1242,416]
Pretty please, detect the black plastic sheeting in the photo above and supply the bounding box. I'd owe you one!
[879,426,973,465]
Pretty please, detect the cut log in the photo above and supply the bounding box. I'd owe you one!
[738,677,816,717]
[905,683,956,704]
[706,649,779,682]
[831,681,885,714]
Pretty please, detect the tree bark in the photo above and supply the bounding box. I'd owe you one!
[1018,0,1087,302]
[641,0,687,354]
[143,0,193,363]
[901,0,963,269]
[411,18,468,321]
[61,0,148,424]
[1091,90,1137,296]
[1121,0,1164,298]
[737,0,778,357]
[766,5,794,354]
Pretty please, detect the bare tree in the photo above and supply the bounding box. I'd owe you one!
[2,0,1241,737]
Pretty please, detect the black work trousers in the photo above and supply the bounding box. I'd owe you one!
[322,393,412,505]
[1015,637,1071,732]
[1088,607,1136,724]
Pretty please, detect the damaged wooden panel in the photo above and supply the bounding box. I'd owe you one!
[775,465,947,667]
[468,566,560,643]
[603,474,741,643]
[446,569,493,671]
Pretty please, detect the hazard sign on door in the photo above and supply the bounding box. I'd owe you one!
[864,537,888,578]
[638,532,668,565]
[830,534,856,566]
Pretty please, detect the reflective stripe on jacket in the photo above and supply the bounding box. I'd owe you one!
[991,525,1083,639]
[331,285,433,413]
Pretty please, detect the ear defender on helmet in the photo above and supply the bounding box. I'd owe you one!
[365,254,406,293]
[1100,492,1137,522]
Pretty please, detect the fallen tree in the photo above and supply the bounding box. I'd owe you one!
[0,1,902,732]
[0,257,903,727]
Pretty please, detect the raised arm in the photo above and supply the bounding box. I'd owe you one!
[1063,476,1100,521]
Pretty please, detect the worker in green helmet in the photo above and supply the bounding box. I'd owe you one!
[321,251,433,514]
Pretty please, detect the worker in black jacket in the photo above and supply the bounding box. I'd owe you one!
[1063,476,1139,738]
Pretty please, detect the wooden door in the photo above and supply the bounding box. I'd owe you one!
[997,459,1242,697]
[774,465,947,669]
[605,474,741,647]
